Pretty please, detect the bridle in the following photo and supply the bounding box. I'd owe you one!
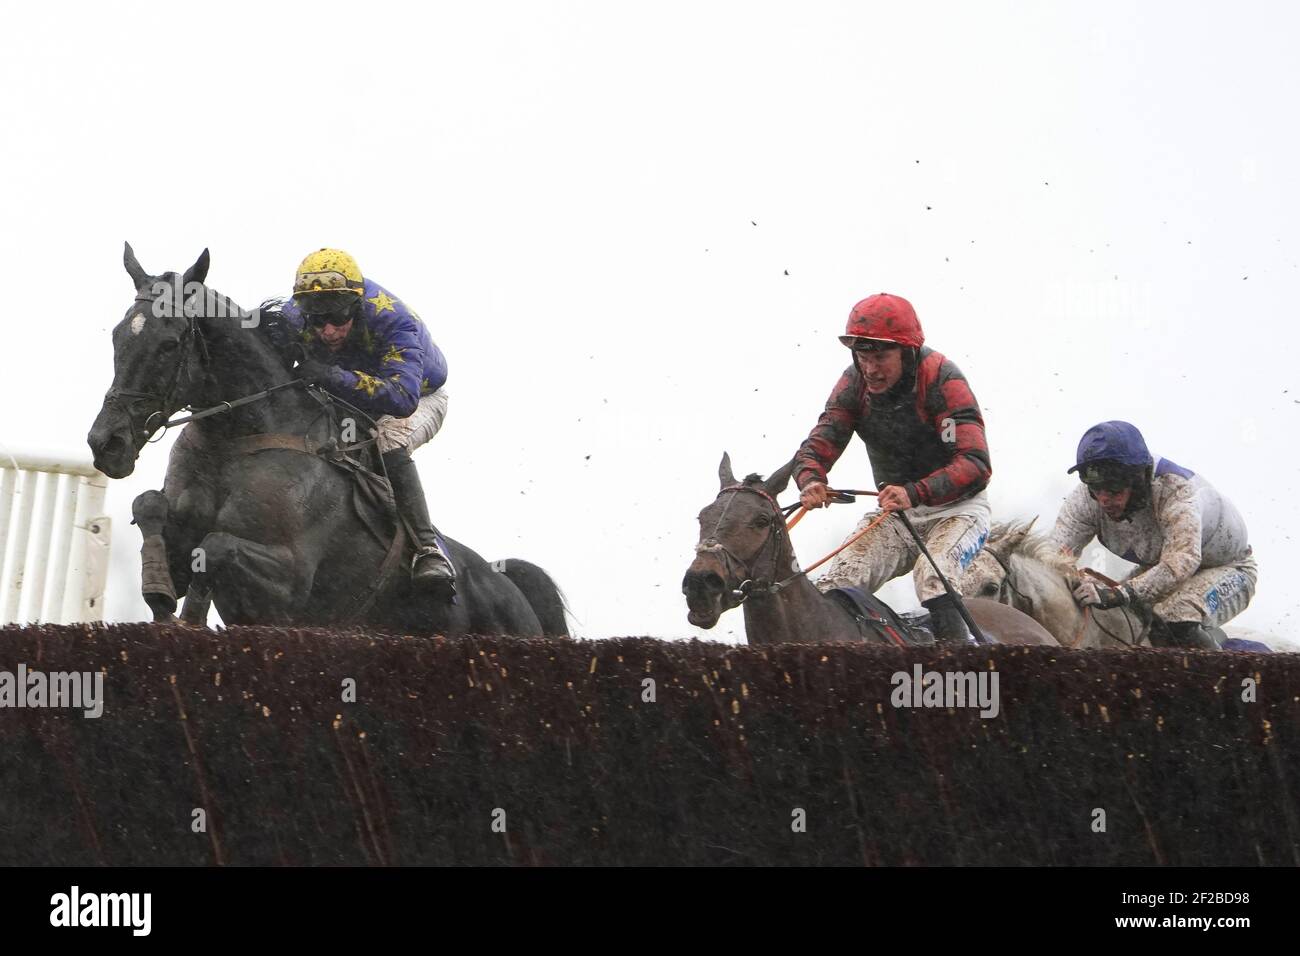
[103,292,209,446]
[986,547,1034,615]
[694,484,804,602]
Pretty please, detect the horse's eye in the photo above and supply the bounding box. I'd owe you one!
[158,339,179,353]
[754,515,770,527]
[981,583,998,596]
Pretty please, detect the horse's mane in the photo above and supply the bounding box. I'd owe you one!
[184,283,301,372]
[251,298,303,368]
[987,519,1077,577]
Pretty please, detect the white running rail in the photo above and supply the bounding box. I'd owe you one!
[0,451,111,625]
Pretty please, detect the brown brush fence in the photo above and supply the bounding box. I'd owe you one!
[1,624,1296,865]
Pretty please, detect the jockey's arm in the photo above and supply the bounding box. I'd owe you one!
[793,368,858,493]
[1048,484,1099,560]
[329,323,427,418]
[1123,481,1203,605]
[903,368,991,507]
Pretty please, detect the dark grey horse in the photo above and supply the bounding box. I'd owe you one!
[87,244,567,637]
[682,453,1057,646]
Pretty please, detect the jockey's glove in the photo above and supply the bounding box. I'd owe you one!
[295,358,335,387]
[1072,580,1137,610]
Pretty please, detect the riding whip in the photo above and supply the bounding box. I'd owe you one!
[892,510,990,645]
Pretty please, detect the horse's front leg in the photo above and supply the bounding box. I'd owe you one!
[187,531,314,625]
[131,487,218,624]
[168,485,219,625]
[131,490,182,623]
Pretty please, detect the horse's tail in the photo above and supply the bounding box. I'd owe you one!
[499,559,571,638]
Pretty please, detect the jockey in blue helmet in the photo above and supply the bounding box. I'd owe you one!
[1047,421,1256,649]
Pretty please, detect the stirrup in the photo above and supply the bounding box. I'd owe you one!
[412,545,456,581]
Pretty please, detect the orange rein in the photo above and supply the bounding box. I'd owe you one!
[783,489,888,574]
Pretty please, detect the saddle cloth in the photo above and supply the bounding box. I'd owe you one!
[1220,637,1272,653]
[826,587,935,646]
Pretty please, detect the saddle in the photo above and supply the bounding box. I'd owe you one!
[826,587,936,646]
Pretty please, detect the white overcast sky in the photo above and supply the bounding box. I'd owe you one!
[1,1,1297,641]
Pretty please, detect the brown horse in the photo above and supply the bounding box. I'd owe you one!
[682,454,1057,646]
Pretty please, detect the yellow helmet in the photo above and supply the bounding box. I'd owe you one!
[293,248,365,298]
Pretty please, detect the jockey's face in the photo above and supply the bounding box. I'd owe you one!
[299,291,359,352]
[854,344,904,393]
[1092,486,1132,520]
[318,318,353,351]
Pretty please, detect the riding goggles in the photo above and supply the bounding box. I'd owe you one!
[295,289,362,320]
[844,337,901,353]
[1078,461,1136,493]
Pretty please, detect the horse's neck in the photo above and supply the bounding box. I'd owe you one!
[1014,551,1145,647]
[1012,552,1083,636]
[741,542,849,644]
[195,299,320,438]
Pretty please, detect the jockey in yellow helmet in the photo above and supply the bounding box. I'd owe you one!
[284,248,456,592]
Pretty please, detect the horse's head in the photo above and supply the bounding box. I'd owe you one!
[958,517,1084,628]
[87,243,212,478]
[682,452,796,629]
[959,519,1148,648]
[958,520,1039,605]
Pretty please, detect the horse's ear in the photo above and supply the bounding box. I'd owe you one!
[183,248,210,288]
[997,520,1036,555]
[123,241,149,290]
[985,541,1010,563]
[763,458,796,498]
[718,452,736,489]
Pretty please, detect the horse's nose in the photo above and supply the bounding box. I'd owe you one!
[87,407,136,478]
[87,420,113,458]
[682,568,725,597]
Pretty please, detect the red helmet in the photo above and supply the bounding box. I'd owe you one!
[839,293,924,349]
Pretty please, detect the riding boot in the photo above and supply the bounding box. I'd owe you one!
[382,448,457,592]
[1164,620,1221,650]
[922,593,976,645]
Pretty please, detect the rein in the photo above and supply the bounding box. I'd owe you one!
[1075,567,1142,648]
[153,379,306,430]
[162,382,385,464]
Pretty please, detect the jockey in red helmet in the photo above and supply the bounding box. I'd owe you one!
[793,293,993,644]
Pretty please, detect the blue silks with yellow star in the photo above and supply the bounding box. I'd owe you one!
[282,278,448,418]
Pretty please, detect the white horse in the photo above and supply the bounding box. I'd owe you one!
[958,520,1293,651]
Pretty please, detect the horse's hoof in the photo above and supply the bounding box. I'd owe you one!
[144,591,178,620]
